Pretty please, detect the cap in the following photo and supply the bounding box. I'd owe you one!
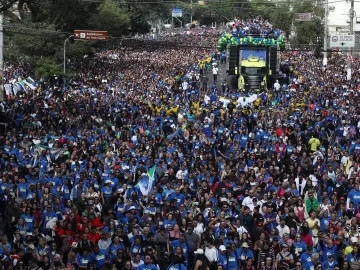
[351,236,359,243]
[241,242,249,248]
[219,245,226,251]
[128,206,136,211]
[194,248,204,255]
[28,244,35,250]
[105,180,112,184]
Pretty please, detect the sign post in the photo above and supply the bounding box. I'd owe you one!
[171,8,182,30]
[329,34,355,48]
[294,13,313,22]
[73,30,109,41]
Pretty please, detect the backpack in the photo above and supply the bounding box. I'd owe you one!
[278,252,290,270]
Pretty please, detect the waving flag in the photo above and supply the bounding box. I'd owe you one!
[135,165,156,196]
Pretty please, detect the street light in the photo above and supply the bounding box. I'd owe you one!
[63,35,74,75]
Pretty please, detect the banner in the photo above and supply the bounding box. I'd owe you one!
[34,144,62,160]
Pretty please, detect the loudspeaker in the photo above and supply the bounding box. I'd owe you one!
[227,45,238,75]
[269,46,278,74]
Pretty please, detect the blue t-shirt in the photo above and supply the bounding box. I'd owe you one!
[90,250,107,270]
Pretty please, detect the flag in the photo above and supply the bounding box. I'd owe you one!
[24,80,36,90]
[34,144,62,160]
[18,81,26,91]
[135,165,156,196]
[27,76,35,84]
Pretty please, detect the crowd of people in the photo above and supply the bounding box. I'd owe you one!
[1,19,360,270]
[226,17,286,37]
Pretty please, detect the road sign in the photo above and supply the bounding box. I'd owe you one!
[211,11,215,17]
[172,8,183,17]
[330,34,355,47]
[294,13,313,22]
[74,30,108,41]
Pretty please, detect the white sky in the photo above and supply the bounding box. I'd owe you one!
[328,0,353,26]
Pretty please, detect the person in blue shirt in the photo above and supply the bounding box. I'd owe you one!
[76,250,91,269]
[300,245,314,269]
[40,204,57,233]
[293,235,307,255]
[109,236,125,263]
[346,245,360,263]
[101,180,113,204]
[90,245,108,270]
[202,119,212,138]
[170,235,188,263]
[319,240,338,263]
[21,207,35,231]
[236,242,254,268]
[16,178,28,199]
[138,256,158,270]
[347,183,360,209]
[168,188,185,207]
[322,253,338,270]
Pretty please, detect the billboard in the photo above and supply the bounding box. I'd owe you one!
[172,8,183,17]
[241,49,267,66]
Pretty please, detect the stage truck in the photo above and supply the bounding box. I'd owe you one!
[218,33,285,91]
[230,43,281,91]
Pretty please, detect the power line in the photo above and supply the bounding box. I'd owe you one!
[80,0,358,4]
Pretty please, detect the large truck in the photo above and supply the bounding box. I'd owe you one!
[227,43,281,92]
[218,31,285,91]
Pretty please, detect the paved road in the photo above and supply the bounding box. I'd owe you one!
[204,62,238,90]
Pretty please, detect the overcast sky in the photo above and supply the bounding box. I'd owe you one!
[328,0,354,27]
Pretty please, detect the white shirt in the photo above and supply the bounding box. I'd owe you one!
[274,82,281,91]
[242,196,255,211]
[276,224,290,238]
[205,246,218,263]
[212,67,218,75]
[235,225,248,237]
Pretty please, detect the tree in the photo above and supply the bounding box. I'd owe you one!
[292,1,325,45]
[90,0,130,36]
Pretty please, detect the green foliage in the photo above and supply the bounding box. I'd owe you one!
[90,0,130,36]
[292,1,325,45]
[35,57,63,79]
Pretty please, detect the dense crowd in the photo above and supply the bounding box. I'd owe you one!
[1,21,360,270]
[226,17,286,37]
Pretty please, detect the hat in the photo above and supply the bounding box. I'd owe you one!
[194,248,204,255]
[287,239,294,244]
[219,245,226,251]
[327,252,334,257]
[128,206,136,211]
[28,244,35,250]
[105,180,112,184]
[351,236,359,243]
[72,242,78,248]
[241,242,249,248]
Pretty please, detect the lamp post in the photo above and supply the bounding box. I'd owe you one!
[63,35,74,75]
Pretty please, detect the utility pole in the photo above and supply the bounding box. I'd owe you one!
[190,0,193,25]
[63,35,73,77]
[0,12,3,102]
[323,0,328,66]
[347,0,354,80]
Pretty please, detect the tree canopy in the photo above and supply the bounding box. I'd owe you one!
[0,0,331,78]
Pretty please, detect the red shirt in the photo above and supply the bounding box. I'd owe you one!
[88,232,101,244]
